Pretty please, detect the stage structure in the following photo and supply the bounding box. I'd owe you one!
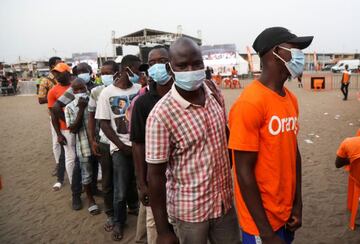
[112,28,202,63]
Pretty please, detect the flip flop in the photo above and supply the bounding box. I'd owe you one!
[112,225,124,241]
[104,217,115,232]
[88,204,100,216]
[52,182,62,191]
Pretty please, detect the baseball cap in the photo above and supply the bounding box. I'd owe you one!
[253,27,313,57]
[52,63,71,73]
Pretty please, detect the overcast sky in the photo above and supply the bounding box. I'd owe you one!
[1,0,359,63]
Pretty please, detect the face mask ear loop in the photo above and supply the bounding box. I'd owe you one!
[273,50,287,63]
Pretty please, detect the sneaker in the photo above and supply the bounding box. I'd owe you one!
[72,195,82,211]
[52,182,62,191]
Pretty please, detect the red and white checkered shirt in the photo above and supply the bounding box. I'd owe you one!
[146,83,233,223]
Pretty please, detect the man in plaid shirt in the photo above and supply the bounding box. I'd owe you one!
[146,37,241,244]
[65,78,100,215]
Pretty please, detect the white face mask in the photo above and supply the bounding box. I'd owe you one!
[170,64,205,91]
[78,73,91,83]
[273,46,305,78]
[74,92,88,100]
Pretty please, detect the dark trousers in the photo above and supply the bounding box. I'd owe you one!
[71,158,82,197]
[341,83,349,100]
[112,150,138,226]
[98,142,114,217]
[89,155,99,192]
[57,146,66,184]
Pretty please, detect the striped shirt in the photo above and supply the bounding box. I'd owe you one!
[65,99,91,158]
[145,83,233,223]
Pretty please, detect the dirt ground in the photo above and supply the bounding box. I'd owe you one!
[1,80,360,244]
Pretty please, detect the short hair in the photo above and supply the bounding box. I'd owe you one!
[72,65,78,76]
[151,45,169,51]
[49,56,61,68]
[121,55,141,70]
[103,60,119,72]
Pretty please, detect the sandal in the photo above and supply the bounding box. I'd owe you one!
[112,225,124,241]
[88,204,100,215]
[104,217,115,232]
[52,182,62,191]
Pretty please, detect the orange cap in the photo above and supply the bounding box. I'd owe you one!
[53,63,71,73]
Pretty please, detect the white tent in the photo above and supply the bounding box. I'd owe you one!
[203,53,249,75]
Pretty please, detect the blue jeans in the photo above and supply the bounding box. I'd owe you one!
[71,158,82,197]
[112,151,138,226]
[242,226,294,244]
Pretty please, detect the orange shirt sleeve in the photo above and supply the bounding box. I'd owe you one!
[337,139,348,159]
[228,101,262,152]
[47,87,56,109]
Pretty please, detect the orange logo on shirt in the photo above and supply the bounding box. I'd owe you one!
[268,115,298,136]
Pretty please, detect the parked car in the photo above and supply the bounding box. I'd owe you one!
[331,59,360,73]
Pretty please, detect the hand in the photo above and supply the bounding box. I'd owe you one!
[57,134,67,145]
[77,97,88,109]
[119,144,132,156]
[91,141,101,156]
[286,203,302,232]
[157,232,178,244]
[261,233,286,244]
[138,183,150,206]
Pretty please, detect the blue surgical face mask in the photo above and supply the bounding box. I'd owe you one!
[148,63,171,85]
[78,73,91,83]
[170,64,205,91]
[101,74,114,86]
[127,68,140,84]
[273,46,305,78]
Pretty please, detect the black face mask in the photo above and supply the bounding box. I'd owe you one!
[56,72,71,84]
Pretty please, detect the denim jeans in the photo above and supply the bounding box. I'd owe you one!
[71,158,82,197]
[112,150,138,226]
[98,142,114,217]
[89,155,99,192]
[57,146,66,184]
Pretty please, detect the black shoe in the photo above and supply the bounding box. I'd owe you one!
[51,165,59,177]
[72,195,82,211]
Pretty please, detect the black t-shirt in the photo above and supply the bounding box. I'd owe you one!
[130,81,161,143]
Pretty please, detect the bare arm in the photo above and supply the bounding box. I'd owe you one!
[335,156,350,168]
[38,97,48,104]
[50,108,66,145]
[68,107,85,134]
[100,119,131,155]
[234,150,284,243]
[68,98,88,134]
[148,163,178,243]
[133,142,149,205]
[286,145,302,232]
[87,111,101,156]
[53,101,66,121]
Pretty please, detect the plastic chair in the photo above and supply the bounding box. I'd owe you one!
[347,158,360,230]
[232,78,240,89]
[313,79,324,90]
[223,78,231,88]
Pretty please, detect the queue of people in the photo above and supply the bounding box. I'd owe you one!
[37,27,315,244]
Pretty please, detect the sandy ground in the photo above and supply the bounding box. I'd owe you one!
[1,80,360,244]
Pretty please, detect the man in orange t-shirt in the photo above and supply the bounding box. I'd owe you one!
[335,135,360,168]
[229,27,313,244]
[47,63,77,204]
[341,64,351,101]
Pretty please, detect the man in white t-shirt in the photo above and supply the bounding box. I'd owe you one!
[95,55,141,241]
